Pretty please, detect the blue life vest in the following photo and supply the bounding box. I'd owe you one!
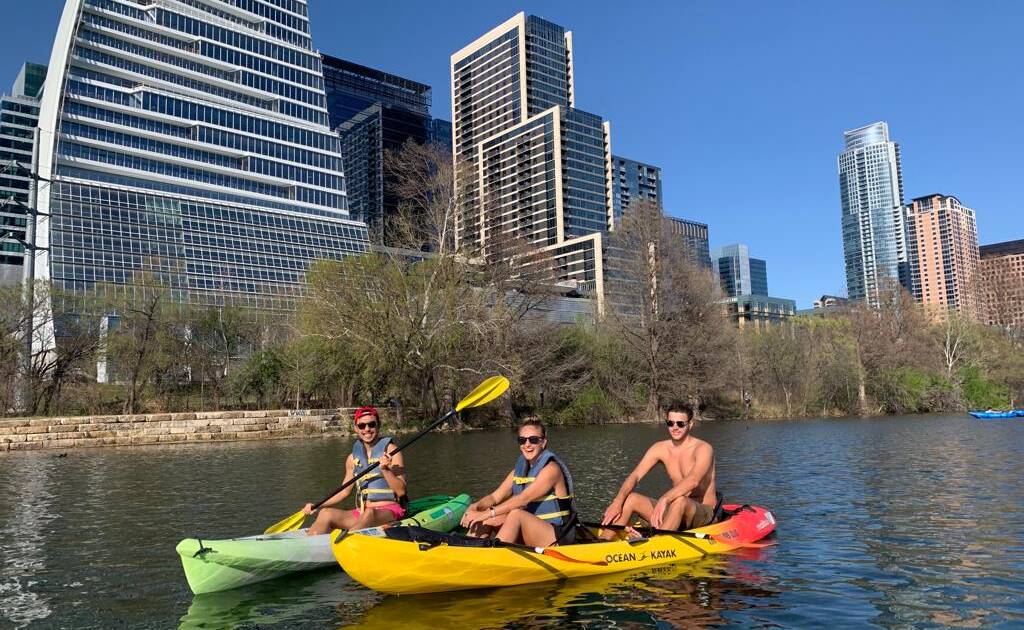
[511,449,576,526]
[351,437,399,508]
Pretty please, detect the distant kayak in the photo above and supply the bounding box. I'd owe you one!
[969,411,1019,419]
[176,494,469,594]
[333,503,775,595]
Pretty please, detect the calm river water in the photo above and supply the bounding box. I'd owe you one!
[1,414,1022,628]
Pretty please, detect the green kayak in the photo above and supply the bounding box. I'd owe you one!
[176,494,469,594]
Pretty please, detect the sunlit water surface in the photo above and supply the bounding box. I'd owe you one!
[1,414,1022,628]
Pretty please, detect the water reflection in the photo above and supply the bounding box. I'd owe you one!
[0,454,57,627]
[0,415,1021,628]
[346,548,779,630]
[180,569,365,629]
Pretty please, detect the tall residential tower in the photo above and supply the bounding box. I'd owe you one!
[904,194,980,316]
[611,155,661,227]
[838,122,909,306]
[34,0,368,313]
[451,13,613,308]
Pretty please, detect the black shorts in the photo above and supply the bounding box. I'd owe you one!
[551,517,577,545]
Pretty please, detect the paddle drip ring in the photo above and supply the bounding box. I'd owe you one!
[193,538,213,558]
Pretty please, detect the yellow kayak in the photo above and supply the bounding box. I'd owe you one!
[332,503,775,595]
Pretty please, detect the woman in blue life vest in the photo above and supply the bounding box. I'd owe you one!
[460,418,578,546]
[302,406,407,535]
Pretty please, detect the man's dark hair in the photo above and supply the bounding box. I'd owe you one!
[518,418,546,438]
[665,402,694,421]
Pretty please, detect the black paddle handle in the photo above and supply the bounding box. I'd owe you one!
[311,408,456,510]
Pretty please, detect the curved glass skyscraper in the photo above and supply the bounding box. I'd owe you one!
[837,121,908,306]
[34,0,368,312]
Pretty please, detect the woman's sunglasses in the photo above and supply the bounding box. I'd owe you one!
[355,420,378,430]
[517,435,544,445]
[666,419,690,428]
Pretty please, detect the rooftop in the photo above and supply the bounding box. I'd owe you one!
[980,239,1024,258]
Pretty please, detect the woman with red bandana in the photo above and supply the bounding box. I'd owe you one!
[303,406,407,535]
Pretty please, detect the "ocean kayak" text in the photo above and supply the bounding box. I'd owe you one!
[604,549,678,563]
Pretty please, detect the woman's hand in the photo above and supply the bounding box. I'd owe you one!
[301,502,316,516]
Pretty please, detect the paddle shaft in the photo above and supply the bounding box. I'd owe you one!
[312,408,457,510]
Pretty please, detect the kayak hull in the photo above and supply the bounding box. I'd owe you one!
[969,411,1019,419]
[333,503,775,595]
[177,494,469,594]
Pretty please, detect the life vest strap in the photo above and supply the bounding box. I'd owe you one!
[536,510,571,521]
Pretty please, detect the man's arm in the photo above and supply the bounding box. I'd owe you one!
[379,443,407,498]
[602,444,663,523]
[662,443,714,503]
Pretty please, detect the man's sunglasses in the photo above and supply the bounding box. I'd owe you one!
[517,435,544,445]
[666,419,690,428]
[355,420,378,430]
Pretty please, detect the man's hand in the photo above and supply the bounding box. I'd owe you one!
[602,501,623,525]
[301,502,316,516]
[461,508,486,529]
[379,452,393,471]
[651,496,671,529]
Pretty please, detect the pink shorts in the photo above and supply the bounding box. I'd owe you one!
[350,503,406,520]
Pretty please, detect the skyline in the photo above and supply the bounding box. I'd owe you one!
[3,1,1022,308]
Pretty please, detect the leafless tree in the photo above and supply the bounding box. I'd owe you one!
[603,200,735,419]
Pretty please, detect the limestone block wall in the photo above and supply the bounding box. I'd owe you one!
[0,408,396,452]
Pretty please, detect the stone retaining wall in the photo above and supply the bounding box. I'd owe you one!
[0,408,396,452]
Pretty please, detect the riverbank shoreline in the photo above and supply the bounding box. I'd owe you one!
[1,407,947,453]
[0,408,378,452]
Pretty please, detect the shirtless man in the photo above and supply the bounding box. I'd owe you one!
[601,402,719,535]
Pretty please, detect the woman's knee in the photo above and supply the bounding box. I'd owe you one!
[503,508,526,524]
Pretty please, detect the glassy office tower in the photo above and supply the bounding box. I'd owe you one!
[611,155,661,227]
[33,0,368,312]
[452,13,614,310]
[322,55,450,245]
[0,62,46,286]
[713,244,795,327]
[713,244,768,297]
[905,194,980,316]
[427,118,452,149]
[838,121,909,306]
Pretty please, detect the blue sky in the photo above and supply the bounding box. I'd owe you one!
[4,1,1021,308]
